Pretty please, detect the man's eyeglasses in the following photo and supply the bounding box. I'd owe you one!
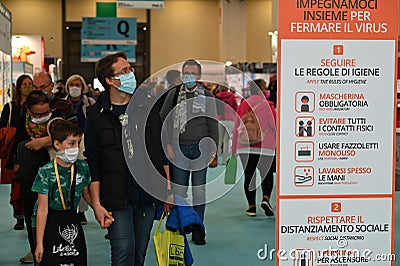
[112,66,135,79]
[183,72,199,76]
[31,110,50,118]
[33,81,52,90]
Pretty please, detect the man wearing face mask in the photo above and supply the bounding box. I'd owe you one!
[85,52,173,265]
[54,79,68,99]
[27,72,76,152]
[160,59,219,245]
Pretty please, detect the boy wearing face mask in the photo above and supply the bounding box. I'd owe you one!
[31,119,91,265]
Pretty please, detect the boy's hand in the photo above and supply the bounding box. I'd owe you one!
[35,244,44,263]
[93,204,114,228]
[104,216,114,228]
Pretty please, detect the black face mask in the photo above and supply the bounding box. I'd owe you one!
[56,86,63,93]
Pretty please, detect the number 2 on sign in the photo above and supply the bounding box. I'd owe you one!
[331,202,341,212]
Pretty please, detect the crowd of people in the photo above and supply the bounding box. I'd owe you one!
[0,53,277,265]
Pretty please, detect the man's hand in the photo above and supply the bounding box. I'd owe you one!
[209,153,218,168]
[93,204,114,228]
[25,137,46,151]
[163,194,174,213]
[14,163,20,173]
[167,144,175,159]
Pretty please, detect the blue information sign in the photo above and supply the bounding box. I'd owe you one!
[81,17,137,63]
[81,17,137,45]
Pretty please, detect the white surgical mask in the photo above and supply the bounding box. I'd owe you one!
[69,87,82,98]
[56,147,79,163]
[31,113,52,124]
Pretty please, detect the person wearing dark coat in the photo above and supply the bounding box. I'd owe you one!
[85,52,173,266]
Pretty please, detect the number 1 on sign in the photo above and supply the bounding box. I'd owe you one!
[333,45,344,55]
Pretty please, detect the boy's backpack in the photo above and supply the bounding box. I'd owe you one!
[237,103,265,145]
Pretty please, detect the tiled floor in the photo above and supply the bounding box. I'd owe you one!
[0,166,398,265]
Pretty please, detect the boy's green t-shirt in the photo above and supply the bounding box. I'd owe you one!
[31,159,91,227]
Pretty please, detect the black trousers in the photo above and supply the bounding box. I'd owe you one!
[239,154,275,206]
[23,192,37,256]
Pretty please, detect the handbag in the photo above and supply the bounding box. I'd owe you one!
[153,212,185,266]
[41,159,87,266]
[0,102,16,159]
[224,155,237,184]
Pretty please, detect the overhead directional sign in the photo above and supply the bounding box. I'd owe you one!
[81,17,137,63]
[81,17,137,45]
[117,0,164,9]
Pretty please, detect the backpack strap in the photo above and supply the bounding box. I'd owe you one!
[247,101,274,134]
[88,96,96,106]
[7,102,12,127]
[249,102,263,113]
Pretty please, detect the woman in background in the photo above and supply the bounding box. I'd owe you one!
[215,82,238,164]
[231,79,276,217]
[0,75,32,231]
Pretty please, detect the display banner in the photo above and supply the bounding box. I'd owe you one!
[12,35,45,72]
[117,0,164,9]
[0,3,11,111]
[0,3,11,54]
[81,17,137,62]
[278,0,398,265]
